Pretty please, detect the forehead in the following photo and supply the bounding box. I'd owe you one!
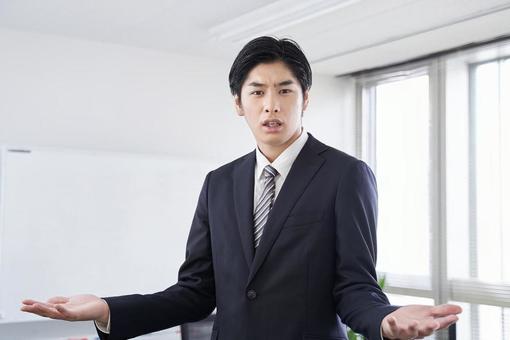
[243,61,298,86]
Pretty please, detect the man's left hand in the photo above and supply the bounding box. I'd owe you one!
[381,304,462,339]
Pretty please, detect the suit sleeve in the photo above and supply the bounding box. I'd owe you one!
[333,160,398,339]
[96,172,216,340]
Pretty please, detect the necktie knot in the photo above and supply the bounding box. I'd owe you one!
[263,165,278,179]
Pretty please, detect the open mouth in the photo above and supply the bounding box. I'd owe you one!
[262,119,283,127]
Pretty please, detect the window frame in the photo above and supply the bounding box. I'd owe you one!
[353,42,510,340]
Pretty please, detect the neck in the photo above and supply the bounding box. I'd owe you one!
[258,129,302,163]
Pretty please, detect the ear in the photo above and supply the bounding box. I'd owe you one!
[302,90,310,115]
[234,95,244,116]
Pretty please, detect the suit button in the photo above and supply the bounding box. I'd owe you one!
[246,289,257,300]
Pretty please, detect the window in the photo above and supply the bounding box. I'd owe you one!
[470,58,510,284]
[354,40,510,340]
[374,74,431,278]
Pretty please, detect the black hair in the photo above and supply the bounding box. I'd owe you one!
[228,36,312,98]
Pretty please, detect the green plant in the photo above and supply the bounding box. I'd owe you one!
[346,276,387,340]
[347,330,364,340]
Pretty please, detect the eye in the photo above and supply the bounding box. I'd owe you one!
[280,89,292,94]
[250,90,263,96]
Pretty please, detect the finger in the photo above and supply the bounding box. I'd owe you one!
[387,315,397,327]
[434,314,459,329]
[47,296,69,304]
[406,320,419,338]
[381,315,397,337]
[20,304,35,312]
[416,320,440,337]
[21,299,41,305]
[430,304,462,317]
[387,316,399,334]
[392,319,419,339]
[35,304,61,319]
[22,303,61,319]
[389,317,420,339]
[55,304,77,321]
[21,304,41,313]
[383,316,399,337]
[33,301,57,309]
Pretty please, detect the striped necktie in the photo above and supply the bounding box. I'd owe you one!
[253,165,278,248]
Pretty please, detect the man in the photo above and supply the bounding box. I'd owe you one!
[21,36,461,339]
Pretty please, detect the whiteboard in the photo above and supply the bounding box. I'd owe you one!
[0,146,216,323]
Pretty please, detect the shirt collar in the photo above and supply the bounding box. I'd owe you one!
[255,128,309,180]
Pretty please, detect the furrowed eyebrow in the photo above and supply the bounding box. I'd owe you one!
[247,82,265,87]
[246,80,295,87]
[278,80,295,86]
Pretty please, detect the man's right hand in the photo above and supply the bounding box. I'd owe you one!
[20,294,110,326]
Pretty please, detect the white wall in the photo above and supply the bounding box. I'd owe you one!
[304,75,357,156]
[0,28,356,166]
[0,28,241,165]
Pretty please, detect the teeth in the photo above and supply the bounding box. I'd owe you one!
[267,121,280,127]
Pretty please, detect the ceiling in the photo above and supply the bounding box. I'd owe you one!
[1,0,510,75]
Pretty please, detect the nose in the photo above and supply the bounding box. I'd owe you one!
[263,92,280,113]
[265,107,279,113]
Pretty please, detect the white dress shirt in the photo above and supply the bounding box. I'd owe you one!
[95,128,309,334]
[95,299,111,333]
[253,128,308,210]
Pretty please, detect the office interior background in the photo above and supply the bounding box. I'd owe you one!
[0,0,509,339]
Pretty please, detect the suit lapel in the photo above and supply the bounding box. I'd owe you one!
[247,135,327,285]
[233,150,256,268]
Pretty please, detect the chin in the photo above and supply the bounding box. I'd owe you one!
[263,135,291,146]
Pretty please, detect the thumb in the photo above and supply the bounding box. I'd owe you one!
[381,315,397,337]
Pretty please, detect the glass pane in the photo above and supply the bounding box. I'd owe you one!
[450,302,509,340]
[375,75,431,277]
[479,304,503,339]
[501,59,510,283]
[473,60,510,283]
[445,57,470,280]
[449,301,471,340]
[386,293,434,306]
[505,306,510,340]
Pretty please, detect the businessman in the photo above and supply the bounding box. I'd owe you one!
[21,36,461,339]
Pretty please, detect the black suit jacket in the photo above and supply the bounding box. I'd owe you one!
[97,134,398,340]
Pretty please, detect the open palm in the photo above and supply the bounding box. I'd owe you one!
[382,304,461,339]
[21,294,109,323]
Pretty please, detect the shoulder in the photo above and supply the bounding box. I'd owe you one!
[307,135,375,188]
[308,134,366,170]
[207,150,254,178]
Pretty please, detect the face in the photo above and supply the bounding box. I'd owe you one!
[234,61,309,158]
